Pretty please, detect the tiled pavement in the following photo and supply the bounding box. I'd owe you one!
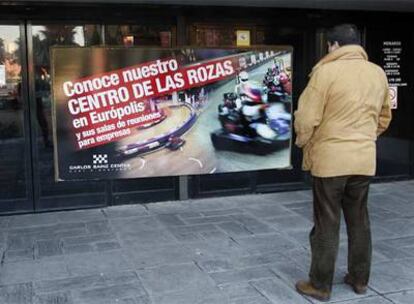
[0,180,413,304]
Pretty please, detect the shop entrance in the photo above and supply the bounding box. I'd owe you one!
[0,24,34,213]
[0,23,107,214]
[0,21,178,214]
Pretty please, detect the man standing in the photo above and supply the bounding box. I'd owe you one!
[294,24,392,302]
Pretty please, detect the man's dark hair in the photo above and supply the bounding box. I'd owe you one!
[326,24,361,46]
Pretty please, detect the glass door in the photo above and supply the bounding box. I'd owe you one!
[0,23,34,213]
[28,23,107,211]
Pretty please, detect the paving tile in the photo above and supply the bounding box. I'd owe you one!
[200,229,233,241]
[35,274,104,293]
[7,222,87,239]
[94,241,121,251]
[118,229,177,246]
[56,209,106,222]
[219,282,263,300]
[168,230,201,242]
[184,215,235,225]
[138,263,216,295]
[34,271,138,293]
[230,297,272,304]
[285,230,310,246]
[100,271,142,286]
[145,201,192,214]
[371,225,400,241]
[34,291,73,304]
[245,204,295,219]
[175,211,203,219]
[62,233,117,247]
[168,224,224,243]
[375,236,414,249]
[0,282,33,304]
[155,214,186,226]
[386,290,414,304]
[85,220,112,234]
[231,214,275,234]
[151,285,229,304]
[124,243,194,268]
[209,266,275,285]
[390,190,414,204]
[63,244,95,254]
[72,282,148,304]
[36,239,63,258]
[170,223,218,235]
[328,296,393,303]
[373,242,414,260]
[379,218,414,237]
[65,251,131,276]
[7,213,58,228]
[0,259,69,284]
[104,205,148,218]
[186,239,248,260]
[369,207,401,222]
[6,234,36,251]
[369,260,414,293]
[110,216,165,233]
[284,202,313,220]
[260,191,311,204]
[371,198,414,218]
[197,252,290,273]
[268,261,308,287]
[196,258,237,273]
[0,217,10,229]
[218,221,254,237]
[201,209,244,217]
[234,234,297,255]
[4,248,33,263]
[250,278,310,304]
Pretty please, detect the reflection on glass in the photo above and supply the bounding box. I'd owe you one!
[0,25,26,199]
[32,24,105,197]
[33,25,98,148]
[192,26,236,47]
[105,25,172,47]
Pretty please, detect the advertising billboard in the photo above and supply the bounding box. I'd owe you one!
[51,47,293,180]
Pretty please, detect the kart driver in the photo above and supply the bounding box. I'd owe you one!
[239,82,277,140]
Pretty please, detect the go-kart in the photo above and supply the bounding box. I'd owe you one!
[165,136,186,151]
[211,91,291,155]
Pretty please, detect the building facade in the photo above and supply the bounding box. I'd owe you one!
[0,0,413,214]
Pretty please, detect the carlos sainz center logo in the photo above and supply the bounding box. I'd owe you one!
[69,154,130,173]
[93,154,108,165]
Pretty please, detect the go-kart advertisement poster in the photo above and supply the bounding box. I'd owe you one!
[51,46,293,181]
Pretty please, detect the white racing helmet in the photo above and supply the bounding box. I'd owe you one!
[239,71,249,82]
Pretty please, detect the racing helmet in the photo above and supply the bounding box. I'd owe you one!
[239,71,249,82]
[243,81,267,103]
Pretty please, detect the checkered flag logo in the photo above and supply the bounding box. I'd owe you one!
[93,154,108,165]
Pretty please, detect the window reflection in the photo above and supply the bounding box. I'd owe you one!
[105,25,173,47]
[32,24,105,197]
[191,25,237,47]
[0,25,26,199]
[33,25,99,148]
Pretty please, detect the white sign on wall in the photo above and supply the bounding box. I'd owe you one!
[389,86,398,109]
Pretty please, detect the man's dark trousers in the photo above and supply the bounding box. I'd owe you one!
[309,175,372,292]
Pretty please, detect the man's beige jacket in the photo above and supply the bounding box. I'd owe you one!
[294,45,392,177]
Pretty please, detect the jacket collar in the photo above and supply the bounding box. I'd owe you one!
[310,45,368,77]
